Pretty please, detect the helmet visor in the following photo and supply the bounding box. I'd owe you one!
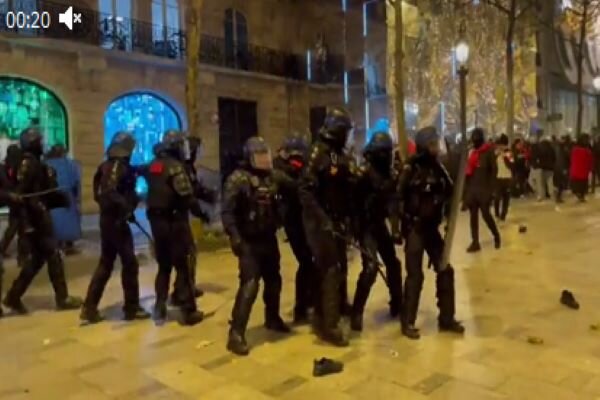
[250,148,273,171]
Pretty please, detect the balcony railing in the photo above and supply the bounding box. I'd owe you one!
[0,1,344,83]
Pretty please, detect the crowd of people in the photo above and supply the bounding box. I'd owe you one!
[0,109,597,361]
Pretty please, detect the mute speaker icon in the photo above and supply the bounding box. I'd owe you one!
[59,7,82,30]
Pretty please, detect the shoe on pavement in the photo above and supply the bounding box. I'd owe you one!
[227,330,250,356]
[494,236,501,249]
[124,306,151,321]
[350,313,363,332]
[439,320,465,334]
[3,297,28,315]
[402,324,421,340]
[80,307,103,324]
[560,290,580,310]
[313,358,344,377]
[180,310,204,326]
[265,316,291,333]
[153,303,167,321]
[466,242,481,253]
[320,327,349,347]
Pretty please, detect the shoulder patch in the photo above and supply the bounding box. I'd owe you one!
[149,161,164,175]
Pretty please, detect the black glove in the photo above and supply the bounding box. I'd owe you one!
[230,236,243,257]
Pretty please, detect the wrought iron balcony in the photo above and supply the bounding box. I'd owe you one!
[0,1,344,83]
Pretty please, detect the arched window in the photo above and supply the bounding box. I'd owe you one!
[104,92,182,194]
[0,77,68,148]
[224,9,249,69]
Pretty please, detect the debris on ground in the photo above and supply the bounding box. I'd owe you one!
[195,340,214,349]
[560,290,580,310]
[518,225,527,233]
[313,358,344,377]
[590,324,600,331]
[527,336,544,345]
[389,350,399,358]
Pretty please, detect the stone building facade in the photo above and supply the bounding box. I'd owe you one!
[0,0,352,213]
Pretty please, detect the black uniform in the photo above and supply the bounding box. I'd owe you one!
[273,135,315,323]
[146,131,205,326]
[399,127,464,340]
[170,136,216,304]
[3,128,82,314]
[351,132,403,332]
[81,132,149,323]
[299,107,355,347]
[0,144,22,256]
[0,168,22,318]
[223,137,290,356]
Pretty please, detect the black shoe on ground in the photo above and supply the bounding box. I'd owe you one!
[0,306,4,318]
[439,320,465,334]
[265,316,291,333]
[560,290,580,310]
[181,310,204,326]
[3,297,28,315]
[227,330,250,356]
[389,303,400,319]
[402,324,421,340]
[193,286,204,298]
[153,303,167,321]
[80,307,103,324]
[124,306,151,321]
[494,236,501,249]
[466,242,481,253]
[57,296,83,311]
[313,358,344,377]
[320,327,349,347]
[350,313,363,332]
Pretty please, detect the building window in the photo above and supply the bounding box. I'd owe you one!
[104,92,181,194]
[0,77,68,148]
[152,0,181,45]
[98,0,132,50]
[224,9,249,69]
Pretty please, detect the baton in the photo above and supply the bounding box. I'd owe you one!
[327,227,389,286]
[131,219,156,257]
[20,187,66,198]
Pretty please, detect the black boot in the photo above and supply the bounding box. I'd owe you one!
[351,267,375,331]
[439,320,465,334]
[402,324,421,340]
[180,310,204,326]
[227,329,250,356]
[494,235,501,250]
[350,311,363,332]
[265,315,291,333]
[3,296,28,315]
[48,252,82,310]
[320,326,349,347]
[124,306,151,321]
[466,242,481,253]
[293,306,309,324]
[80,307,103,324]
[193,285,204,298]
[153,302,167,321]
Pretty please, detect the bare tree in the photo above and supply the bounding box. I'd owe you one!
[386,0,408,159]
[484,0,536,139]
[562,0,600,136]
[185,0,204,138]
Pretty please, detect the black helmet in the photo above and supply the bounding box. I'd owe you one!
[282,133,309,158]
[364,132,393,173]
[319,107,353,149]
[20,127,44,157]
[415,126,440,154]
[161,130,189,160]
[244,136,272,170]
[471,127,486,148]
[107,131,136,159]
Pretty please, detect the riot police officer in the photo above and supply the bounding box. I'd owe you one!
[399,127,464,340]
[222,136,290,356]
[273,134,315,323]
[3,128,82,314]
[351,131,403,332]
[299,107,356,346]
[0,167,23,317]
[170,135,216,304]
[146,131,205,326]
[80,132,149,323]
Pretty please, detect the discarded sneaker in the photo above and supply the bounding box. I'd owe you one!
[560,290,580,310]
[313,358,344,377]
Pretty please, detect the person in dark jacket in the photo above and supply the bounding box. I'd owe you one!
[465,128,500,253]
[553,135,570,203]
[530,134,556,201]
[273,134,315,324]
[0,144,22,256]
[570,134,594,202]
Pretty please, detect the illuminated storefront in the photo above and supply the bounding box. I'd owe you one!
[0,77,68,147]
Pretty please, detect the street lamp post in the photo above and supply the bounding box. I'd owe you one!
[594,76,600,134]
[440,40,470,271]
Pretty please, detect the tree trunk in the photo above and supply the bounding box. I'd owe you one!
[506,0,517,139]
[186,0,204,137]
[575,0,588,137]
[386,0,408,159]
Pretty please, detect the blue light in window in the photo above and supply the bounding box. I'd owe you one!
[344,71,349,104]
[104,92,182,196]
[307,50,312,81]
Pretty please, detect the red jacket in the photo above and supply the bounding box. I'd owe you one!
[570,146,594,180]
